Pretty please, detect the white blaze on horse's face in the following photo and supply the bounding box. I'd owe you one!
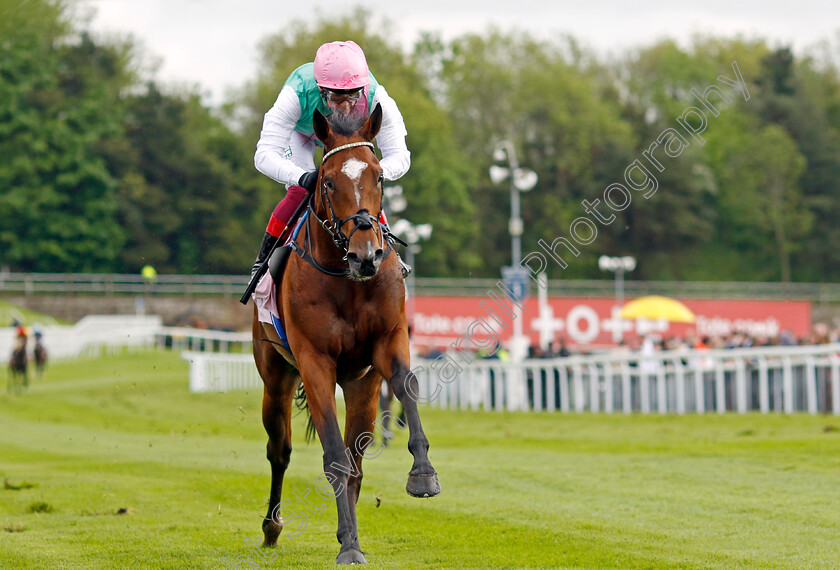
[341,158,368,205]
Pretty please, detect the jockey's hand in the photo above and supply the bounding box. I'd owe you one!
[299,171,318,192]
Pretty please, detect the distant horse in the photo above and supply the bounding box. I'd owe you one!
[33,338,47,377]
[8,343,28,394]
[252,104,440,564]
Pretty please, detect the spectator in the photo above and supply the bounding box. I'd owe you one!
[554,336,571,357]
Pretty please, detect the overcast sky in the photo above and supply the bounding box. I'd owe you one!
[81,0,839,106]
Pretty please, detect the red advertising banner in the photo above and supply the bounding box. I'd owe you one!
[410,295,811,350]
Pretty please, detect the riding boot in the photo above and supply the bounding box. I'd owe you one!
[251,232,279,278]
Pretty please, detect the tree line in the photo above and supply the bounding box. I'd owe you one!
[2,1,839,282]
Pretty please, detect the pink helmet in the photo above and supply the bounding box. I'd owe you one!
[313,41,370,90]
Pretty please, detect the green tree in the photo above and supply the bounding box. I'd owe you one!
[109,83,257,274]
[706,121,810,281]
[0,0,128,271]
[616,38,768,279]
[752,48,840,281]
[431,30,636,277]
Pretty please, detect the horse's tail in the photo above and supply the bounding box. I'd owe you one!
[294,381,317,444]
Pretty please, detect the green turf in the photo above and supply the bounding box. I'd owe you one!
[1,351,839,569]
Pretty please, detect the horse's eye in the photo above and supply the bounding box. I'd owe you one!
[323,178,334,192]
[377,173,384,185]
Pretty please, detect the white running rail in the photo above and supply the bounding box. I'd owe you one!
[181,344,840,415]
[0,315,162,363]
[182,352,261,393]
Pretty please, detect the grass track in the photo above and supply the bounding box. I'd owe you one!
[1,350,839,569]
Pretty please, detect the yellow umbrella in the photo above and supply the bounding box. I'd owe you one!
[619,295,695,323]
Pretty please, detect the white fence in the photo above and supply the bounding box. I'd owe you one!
[156,327,251,353]
[1,318,253,365]
[181,344,840,415]
[181,352,347,397]
[0,315,162,364]
[182,352,261,393]
[413,344,840,415]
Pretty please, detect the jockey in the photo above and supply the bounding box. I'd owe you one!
[13,319,27,340]
[250,40,412,283]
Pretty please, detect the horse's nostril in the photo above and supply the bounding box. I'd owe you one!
[346,252,359,262]
[374,249,384,260]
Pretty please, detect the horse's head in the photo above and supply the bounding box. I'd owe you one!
[313,104,385,280]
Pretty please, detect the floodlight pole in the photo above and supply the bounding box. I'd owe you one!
[493,140,536,361]
[598,255,636,343]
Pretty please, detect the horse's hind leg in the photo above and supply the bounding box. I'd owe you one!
[260,373,297,546]
[253,326,298,546]
[377,380,396,443]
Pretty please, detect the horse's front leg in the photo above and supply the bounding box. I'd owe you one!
[341,368,387,506]
[296,354,366,565]
[374,333,441,498]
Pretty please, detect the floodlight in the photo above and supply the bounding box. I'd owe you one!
[489,165,509,185]
[415,224,433,241]
[512,168,538,191]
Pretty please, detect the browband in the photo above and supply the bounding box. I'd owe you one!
[321,141,375,163]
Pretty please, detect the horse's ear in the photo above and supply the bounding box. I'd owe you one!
[360,103,382,141]
[313,109,332,143]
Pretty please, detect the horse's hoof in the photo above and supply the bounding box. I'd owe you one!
[336,548,367,564]
[262,517,283,546]
[406,472,441,498]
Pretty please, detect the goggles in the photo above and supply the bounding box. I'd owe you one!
[321,87,363,104]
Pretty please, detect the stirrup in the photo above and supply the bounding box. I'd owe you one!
[399,258,412,278]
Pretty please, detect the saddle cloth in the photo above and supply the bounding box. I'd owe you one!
[253,272,291,353]
[252,213,307,353]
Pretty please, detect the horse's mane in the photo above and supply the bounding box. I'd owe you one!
[327,111,368,137]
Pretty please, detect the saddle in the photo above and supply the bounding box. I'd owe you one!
[268,243,291,285]
[259,216,302,358]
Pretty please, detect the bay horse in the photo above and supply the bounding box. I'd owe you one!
[251,103,440,564]
[8,340,28,394]
[33,337,47,377]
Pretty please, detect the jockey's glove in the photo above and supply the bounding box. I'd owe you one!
[299,170,318,192]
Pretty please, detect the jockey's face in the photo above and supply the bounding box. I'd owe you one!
[321,87,363,116]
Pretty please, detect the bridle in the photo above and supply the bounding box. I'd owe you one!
[289,141,406,277]
[312,141,381,253]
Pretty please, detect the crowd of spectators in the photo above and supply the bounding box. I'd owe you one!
[530,322,840,359]
[413,323,840,361]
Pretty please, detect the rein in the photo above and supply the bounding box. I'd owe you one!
[289,141,404,277]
